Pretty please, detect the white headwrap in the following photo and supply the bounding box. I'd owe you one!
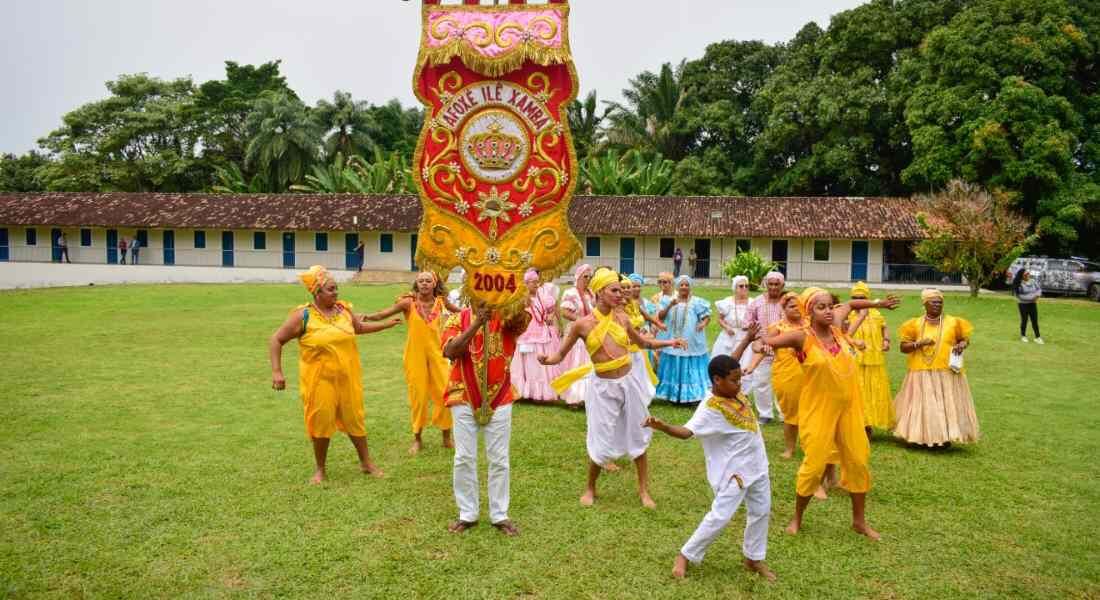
[763,271,786,285]
[731,275,749,292]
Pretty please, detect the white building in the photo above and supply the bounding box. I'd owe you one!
[0,192,951,284]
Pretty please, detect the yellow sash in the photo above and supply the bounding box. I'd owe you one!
[552,309,633,393]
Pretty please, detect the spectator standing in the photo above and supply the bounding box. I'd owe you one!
[118,237,128,264]
[673,247,683,278]
[1012,269,1043,344]
[57,232,71,263]
[130,237,141,264]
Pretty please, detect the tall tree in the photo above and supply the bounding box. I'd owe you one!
[37,73,207,192]
[566,90,607,161]
[244,91,321,192]
[313,91,379,159]
[194,61,296,172]
[604,61,695,161]
[366,99,423,157]
[0,152,50,192]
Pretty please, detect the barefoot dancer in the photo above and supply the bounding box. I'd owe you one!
[269,265,400,484]
[442,305,529,536]
[541,270,685,508]
[364,271,459,455]
[644,336,776,582]
[764,287,899,540]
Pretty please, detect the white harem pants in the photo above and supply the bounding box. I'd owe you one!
[585,374,653,465]
[749,359,782,421]
[681,475,771,564]
[451,403,512,524]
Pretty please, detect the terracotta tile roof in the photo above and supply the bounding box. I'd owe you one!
[0,193,923,239]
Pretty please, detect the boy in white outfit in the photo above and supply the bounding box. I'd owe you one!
[644,323,775,581]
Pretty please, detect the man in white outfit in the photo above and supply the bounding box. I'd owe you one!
[744,271,787,424]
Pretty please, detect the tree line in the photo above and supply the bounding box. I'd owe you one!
[2,0,1098,257]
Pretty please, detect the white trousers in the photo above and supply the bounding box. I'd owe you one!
[451,403,512,524]
[749,360,782,420]
[585,374,652,465]
[681,475,771,564]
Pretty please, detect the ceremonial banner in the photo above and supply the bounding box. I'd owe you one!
[413,0,582,313]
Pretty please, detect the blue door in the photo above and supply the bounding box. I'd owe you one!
[51,228,63,262]
[282,232,295,268]
[221,231,234,267]
[0,228,8,262]
[410,233,419,271]
[851,240,869,281]
[619,237,635,274]
[345,233,359,270]
[106,229,118,264]
[163,230,175,265]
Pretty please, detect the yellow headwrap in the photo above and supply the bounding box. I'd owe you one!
[589,269,620,295]
[921,288,944,304]
[851,281,871,298]
[798,286,830,317]
[299,265,332,295]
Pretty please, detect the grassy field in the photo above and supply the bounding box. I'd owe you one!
[0,282,1098,599]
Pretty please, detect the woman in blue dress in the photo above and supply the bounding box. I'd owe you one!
[654,275,712,404]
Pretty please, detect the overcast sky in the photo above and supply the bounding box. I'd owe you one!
[1,0,867,154]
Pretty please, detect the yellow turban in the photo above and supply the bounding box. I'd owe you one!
[589,269,620,295]
[299,265,332,295]
[799,286,830,317]
[851,281,871,298]
[921,288,944,304]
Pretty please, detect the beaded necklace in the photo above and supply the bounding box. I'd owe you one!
[918,315,945,367]
[672,294,691,338]
[809,326,856,378]
[414,294,439,324]
[310,302,355,335]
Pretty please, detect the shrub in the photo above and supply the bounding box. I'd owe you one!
[721,250,777,291]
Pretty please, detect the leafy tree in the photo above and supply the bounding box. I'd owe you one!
[210,163,271,194]
[580,148,673,195]
[721,250,778,291]
[0,152,50,192]
[913,180,1033,297]
[314,91,379,159]
[37,73,207,192]
[365,99,423,157]
[566,90,607,161]
[289,150,414,194]
[195,61,296,171]
[244,91,322,192]
[604,61,695,160]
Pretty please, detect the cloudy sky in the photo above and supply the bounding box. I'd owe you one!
[1,0,867,154]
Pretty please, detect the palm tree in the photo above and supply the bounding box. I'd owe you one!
[313,91,378,160]
[244,91,321,191]
[604,61,694,161]
[566,90,608,161]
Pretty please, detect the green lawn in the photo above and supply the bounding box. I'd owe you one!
[1,283,1097,599]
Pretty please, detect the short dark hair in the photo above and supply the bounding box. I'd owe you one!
[708,354,740,382]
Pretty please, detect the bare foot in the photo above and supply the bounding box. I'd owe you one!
[442,431,454,450]
[785,517,801,535]
[361,462,385,478]
[780,450,794,459]
[672,554,689,579]
[603,463,621,472]
[852,521,881,541]
[309,470,326,485]
[408,439,422,456]
[813,485,828,500]
[744,559,777,582]
[579,489,596,506]
[640,492,657,509]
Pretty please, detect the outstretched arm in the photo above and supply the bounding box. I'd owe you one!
[832,296,900,324]
[626,318,685,351]
[731,323,760,362]
[643,416,693,439]
[362,297,410,321]
[539,319,584,365]
[352,313,402,335]
[269,310,304,391]
[764,328,807,351]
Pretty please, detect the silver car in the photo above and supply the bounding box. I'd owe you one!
[1006,256,1100,301]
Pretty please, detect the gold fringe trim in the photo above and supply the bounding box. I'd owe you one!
[419,44,571,78]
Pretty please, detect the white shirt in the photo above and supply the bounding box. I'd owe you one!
[683,394,769,493]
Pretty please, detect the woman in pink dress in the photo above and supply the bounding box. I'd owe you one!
[558,264,595,406]
[511,269,564,403]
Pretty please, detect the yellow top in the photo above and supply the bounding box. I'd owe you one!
[847,309,887,366]
[552,308,632,393]
[624,300,646,331]
[899,315,974,371]
[771,319,805,382]
[403,296,446,364]
[800,326,862,411]
[297,301,363,408]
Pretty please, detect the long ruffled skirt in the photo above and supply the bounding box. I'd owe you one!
[654,353,710,405]
[510,340,563,402]
[859,363,894,430]
[893,369,979,446]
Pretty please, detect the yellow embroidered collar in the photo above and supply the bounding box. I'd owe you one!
[707,394,758,432]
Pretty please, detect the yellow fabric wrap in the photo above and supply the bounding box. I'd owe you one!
[921,288,944,303]
[589,269,620,295]
[298,265,332,295]
[851,281,871,298]
[798,286,830,317]
[551,308,632,393]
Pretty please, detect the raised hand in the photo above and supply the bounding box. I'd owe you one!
[745,322,761,340]
[881,295,902,310]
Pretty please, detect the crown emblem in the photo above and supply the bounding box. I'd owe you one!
[466,122,522,171]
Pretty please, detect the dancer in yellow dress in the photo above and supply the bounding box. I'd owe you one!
[893,289,979,447]
[846,282,895,436]
[364,271,461,455]
[765,287,899,539]
[269,265,401,484]
[751,292,804,460]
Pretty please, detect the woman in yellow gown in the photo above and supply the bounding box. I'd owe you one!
[846,282,895,435]
[754,292,804,459]
[765,287,899,539]
[269,265,401,484]
[893,289,978,447]
[365,271,462,455]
